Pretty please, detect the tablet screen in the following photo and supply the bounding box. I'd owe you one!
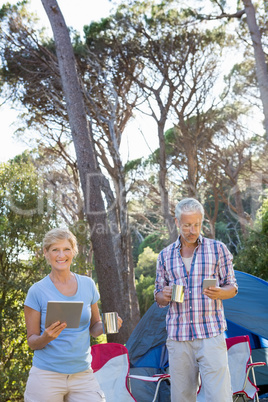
[45,301,84,328]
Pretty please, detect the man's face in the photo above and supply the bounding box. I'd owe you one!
[175,211,203,245]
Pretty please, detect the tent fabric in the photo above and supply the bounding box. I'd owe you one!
[126,302,168,368]
[127,302,169,367]
[225,319,268,349]
[126,304,169,401]
[223,271,268,341]
[126,270,268,400]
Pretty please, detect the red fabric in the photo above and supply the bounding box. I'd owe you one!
[91,343,129,372]
[225,335,250,351]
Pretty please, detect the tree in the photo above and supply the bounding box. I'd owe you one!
[77,44,142,323]
[236,0,268,140]
[90,0,181,243]
[0,154,52,400]
[234,196,268,280]
[190,0,268,140]
[0,1,141,340]
[40,0,137,343]
[105,1,238,238]
[1,1,268,336]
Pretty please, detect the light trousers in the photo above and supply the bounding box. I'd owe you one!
[24,366,106,402]
[166,333,233,402]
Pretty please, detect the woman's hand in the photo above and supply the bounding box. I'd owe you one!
[43,321,67,341]
[117,315,123,331]
[24,306,67,350]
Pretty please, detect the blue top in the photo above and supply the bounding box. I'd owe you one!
[24,273,100,374]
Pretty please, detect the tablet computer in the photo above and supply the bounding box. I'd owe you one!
[202,278,217,291]
[45,301,84,328]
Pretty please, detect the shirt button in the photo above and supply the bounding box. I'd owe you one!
[190,306,192,309]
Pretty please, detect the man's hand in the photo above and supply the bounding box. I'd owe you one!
[203,284,237,300]
[156,286,172,306]
[203,286,221,300]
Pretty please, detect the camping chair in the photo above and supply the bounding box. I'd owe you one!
[127,342,170,401]
[226,335,266,402]
[128,372,170,402]
[91,342,136,402]
[197,335,266,402]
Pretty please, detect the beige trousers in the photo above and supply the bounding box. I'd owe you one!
[166,333,233,402]
[24,366,106,402]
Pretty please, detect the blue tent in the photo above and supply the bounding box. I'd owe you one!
[126,271,268,401]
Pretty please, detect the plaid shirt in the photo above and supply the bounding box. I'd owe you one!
[154,235,238,341]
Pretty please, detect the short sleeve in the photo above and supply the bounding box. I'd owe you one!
[90,278,100,305]
[24,283,42,312]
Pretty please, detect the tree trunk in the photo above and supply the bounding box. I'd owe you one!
[41,0,131,343]
[242,0,268,140]
[158,122,178,243]
[101,167,140,332]
[184,140,198,197]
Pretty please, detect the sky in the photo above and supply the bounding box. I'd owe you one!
[0,0,159,163]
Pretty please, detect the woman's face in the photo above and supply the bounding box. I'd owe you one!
[44,239,74,272]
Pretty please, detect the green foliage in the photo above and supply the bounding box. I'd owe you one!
[124,158,143,174]
[234,198,268,280]
[138,233,168,255]
[135,274,155,317]
[90,333,107,345]
[135,247,158,316]
[84,17,113,46]
[0,154,53,401]
[135,246,158,278]
[0,1,27,19]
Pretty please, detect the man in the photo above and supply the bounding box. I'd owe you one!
[154,198,238,402]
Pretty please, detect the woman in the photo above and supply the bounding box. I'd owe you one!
[24,227,122,402]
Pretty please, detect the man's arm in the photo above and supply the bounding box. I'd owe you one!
[154,250,172,307]
[203,284,237,300]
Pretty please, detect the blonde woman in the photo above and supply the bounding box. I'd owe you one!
[24,227,122,402]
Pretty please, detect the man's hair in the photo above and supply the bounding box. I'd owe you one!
[43,227,78,256]
[175,198,204,222]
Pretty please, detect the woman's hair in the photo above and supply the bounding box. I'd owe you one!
[175,198,204,223]
[43,228,78,256]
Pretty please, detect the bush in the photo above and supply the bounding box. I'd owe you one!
[135,247,158,316]
[234,199,268,280]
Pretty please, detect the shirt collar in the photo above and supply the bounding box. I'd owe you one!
[175,234,203,249]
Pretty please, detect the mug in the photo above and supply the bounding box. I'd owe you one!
[171,284,184,303]
[102,312,119,334]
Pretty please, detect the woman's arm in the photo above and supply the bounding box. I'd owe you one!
[24,305,67,350]
[89,303,103,338]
